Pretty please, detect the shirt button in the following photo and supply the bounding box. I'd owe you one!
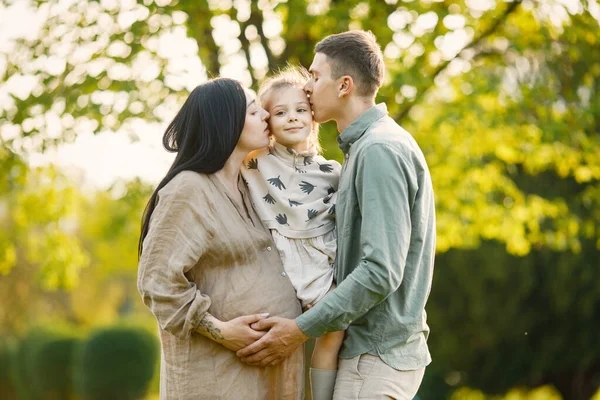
[267,246,272,252]
[281,272,287,277]
[344,154,349,159]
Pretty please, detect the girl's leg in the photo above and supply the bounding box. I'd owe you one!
[312,330,345,369]
[310,330,345,400]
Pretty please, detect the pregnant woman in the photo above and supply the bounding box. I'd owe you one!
[137,78,303,400]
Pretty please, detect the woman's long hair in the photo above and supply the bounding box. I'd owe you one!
[138,78,247,258]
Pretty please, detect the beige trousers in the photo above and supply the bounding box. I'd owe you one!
[332,354,425,400]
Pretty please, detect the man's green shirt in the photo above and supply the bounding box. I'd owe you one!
[296,104,436,370]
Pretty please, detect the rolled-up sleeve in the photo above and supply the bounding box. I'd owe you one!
[296,143,417,337]
[137,176,212,340]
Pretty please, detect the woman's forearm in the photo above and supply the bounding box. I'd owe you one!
[196,312,269,352]
[197,312,226,342]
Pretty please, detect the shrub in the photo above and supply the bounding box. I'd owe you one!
[34,337,80,400]
[75,326,159,400]
[10,329,79,400]
[0,337,19,400]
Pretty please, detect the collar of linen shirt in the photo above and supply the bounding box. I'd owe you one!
[337,103,388,154]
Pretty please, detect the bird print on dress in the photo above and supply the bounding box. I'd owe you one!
[299,181,315,194]
[275,213,289,226]
[263,193,276,204]
[268,176,286,190]
[306,209,318,222]
[247,158,258,170]
[316,162,334,173]
[244,147,339,232]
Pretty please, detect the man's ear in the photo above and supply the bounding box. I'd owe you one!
[338,76,354,98]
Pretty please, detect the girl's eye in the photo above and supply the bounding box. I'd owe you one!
[298,108,307,113]
[275,111,285,116]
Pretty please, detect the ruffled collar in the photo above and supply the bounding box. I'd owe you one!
[269,141,317,166]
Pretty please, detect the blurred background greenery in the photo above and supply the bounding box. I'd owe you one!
[1,0,599,399]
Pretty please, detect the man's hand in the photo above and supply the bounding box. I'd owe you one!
[236,317,309,366]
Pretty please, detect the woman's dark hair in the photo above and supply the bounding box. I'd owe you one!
[138,78,247,257]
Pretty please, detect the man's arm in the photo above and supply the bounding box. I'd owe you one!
[296,143,416,337]
[237,143,416,365]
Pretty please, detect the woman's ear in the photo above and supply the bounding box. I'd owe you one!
[338,76,354,98]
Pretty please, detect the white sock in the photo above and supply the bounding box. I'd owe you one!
[310,368,338,400]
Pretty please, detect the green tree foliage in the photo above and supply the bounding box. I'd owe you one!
[2,0,598,256]
[68,178,153,326]
[1,0,599,398]
[0,148,92,336]
[0,148,88,288]
[0,166,154,333]
[424,241,600,400]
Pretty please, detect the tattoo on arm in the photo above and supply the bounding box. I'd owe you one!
[199,312,224,341]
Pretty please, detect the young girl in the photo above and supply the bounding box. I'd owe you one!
[241,67,344,400]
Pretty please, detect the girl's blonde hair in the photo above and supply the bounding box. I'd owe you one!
[257,65,322,154]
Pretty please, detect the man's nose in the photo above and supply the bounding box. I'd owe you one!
[303,82,312,94]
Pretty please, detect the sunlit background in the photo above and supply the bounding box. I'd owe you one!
[1,0,599,399]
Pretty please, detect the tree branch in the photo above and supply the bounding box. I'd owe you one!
[395,0,522,122]
[180,1,221,77]
[238,19,257,88]
[247,2,277,70]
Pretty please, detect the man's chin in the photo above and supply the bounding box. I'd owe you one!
[312,111,330,124]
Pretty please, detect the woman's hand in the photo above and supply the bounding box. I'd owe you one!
[215,313,270,352]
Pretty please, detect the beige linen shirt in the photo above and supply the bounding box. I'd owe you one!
[138,171,304,400]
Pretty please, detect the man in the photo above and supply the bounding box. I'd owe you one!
[237,30,436,400]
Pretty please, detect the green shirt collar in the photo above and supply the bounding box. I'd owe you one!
[337,103,388,153]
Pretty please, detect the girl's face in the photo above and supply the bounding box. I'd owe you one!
[237,90,271,153]
[267,86,313,152]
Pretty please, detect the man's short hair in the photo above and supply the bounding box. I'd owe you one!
[315,30,384,97]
